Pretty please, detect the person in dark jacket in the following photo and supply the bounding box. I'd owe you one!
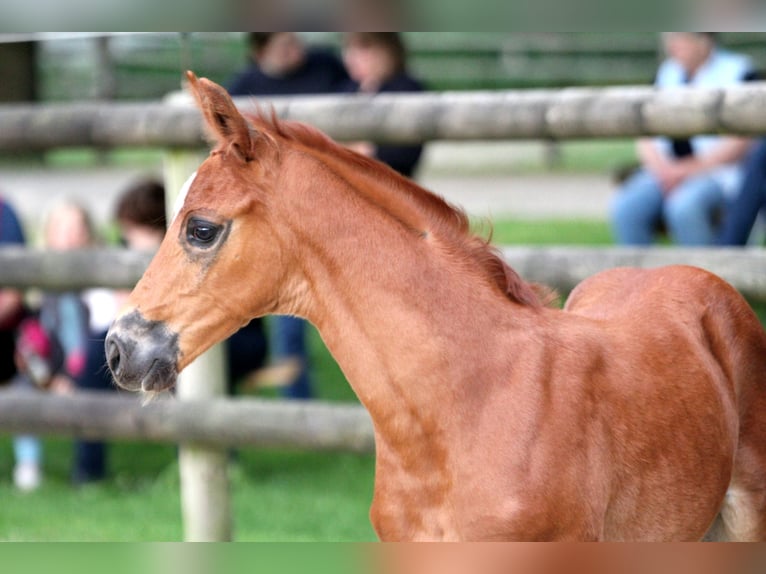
[227,32,349,97]
[341,32,425,178]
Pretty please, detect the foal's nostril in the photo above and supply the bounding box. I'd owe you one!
[105,336,122,376]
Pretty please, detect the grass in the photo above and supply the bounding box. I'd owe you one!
[0,215,763,541]
[0,438,377,541]
[484,217,612,246]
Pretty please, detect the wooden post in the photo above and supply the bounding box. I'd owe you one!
[176,344,232,542]
[163,100,232,541]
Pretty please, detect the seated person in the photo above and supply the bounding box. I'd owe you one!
[610,33,755,246]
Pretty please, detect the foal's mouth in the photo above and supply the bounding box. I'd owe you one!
[139,358,178,392]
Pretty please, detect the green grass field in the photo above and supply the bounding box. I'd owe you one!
[1,217,763,541]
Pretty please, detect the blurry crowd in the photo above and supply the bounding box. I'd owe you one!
[3,32,766,493]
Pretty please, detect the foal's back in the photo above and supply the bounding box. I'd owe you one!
[564,265,766,541]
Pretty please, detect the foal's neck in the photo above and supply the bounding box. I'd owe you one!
[277,149,516,426]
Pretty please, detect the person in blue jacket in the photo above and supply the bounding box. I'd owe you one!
[341,32,425,178]
[610,33,755,246]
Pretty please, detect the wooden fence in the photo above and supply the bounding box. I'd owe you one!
[0,391,374,453]
[2,85,766,540]
[2,83,766,151]
[1,246,765,300]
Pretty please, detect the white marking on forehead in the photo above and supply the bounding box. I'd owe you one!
[171,171,197,223]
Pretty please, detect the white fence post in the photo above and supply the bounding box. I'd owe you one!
[163,121,232,541]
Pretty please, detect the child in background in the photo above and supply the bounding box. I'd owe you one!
[9,317,65,491]
[39,201,92,395]
[40,200,102,485]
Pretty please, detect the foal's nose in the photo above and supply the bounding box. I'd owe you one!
[105,310,180,393]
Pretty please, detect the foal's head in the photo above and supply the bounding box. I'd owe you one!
[106,72,546,393]
[106,72,290,391]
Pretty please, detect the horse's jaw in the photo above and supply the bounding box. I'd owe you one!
[105,309,180,393]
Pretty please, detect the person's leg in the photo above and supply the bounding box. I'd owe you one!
[226,319,269,395]
[718,139,766,246]
[663,175,726,246]
[272,315,313,399]
[610,170,664,245]
[72,330,112,484]
[13,435,42,491]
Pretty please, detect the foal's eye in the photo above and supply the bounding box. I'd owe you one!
[186,218,221,247]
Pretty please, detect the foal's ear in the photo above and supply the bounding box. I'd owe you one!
[186,71,255,162]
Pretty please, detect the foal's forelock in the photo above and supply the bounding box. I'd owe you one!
[171,171,198,222]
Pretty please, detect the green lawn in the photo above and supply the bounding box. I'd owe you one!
[483,217,612,246]
[0,216,762,541]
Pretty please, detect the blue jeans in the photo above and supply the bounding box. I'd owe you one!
[611,169,726,246]
[272,315,313,399]
[72,329,115,483]
[10,374,42,467]
[226,318,268,395]
[718,139,766,245]
[13,435,41,465]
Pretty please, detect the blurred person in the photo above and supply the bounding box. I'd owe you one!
[227,32,349,97]
[9,317,65,491]
[227,33,351,399]
[0,194,26,387]
[610,33,756,246]
[115,178,269,396]
[39,201,91,395]
[341,32,425,178]
[718,137,766,245]
[67,179,167,483]
[40,200,101,484]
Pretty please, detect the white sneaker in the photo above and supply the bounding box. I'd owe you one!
[13,462,42,492]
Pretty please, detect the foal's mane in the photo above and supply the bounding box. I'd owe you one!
[248,111,546,308]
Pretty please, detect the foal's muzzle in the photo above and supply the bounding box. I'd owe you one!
[105,310,180,392]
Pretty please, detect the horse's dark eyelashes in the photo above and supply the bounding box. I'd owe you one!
[186,217,222,248]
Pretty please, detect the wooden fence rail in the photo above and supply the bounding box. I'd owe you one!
[0,247,151,291]
[2,83,766,151]
[0,391,374,453]
[501,246,766,301]
[2,246,765,299]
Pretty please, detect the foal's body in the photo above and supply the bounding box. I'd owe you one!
[106,74,766,541]
[313,214,761,540]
